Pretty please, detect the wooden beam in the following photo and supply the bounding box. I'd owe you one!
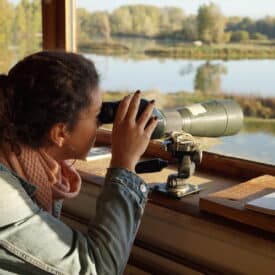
[42,0,76,51]
[95,128,275,180]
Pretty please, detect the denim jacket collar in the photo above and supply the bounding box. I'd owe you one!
[0,163,39,227]
[0,163,37,198]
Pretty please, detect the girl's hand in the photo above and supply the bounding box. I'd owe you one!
[110,90,158,172]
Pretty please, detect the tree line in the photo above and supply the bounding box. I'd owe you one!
[78,3,275,44]
[1,0,275,50]
[0,0,41,49]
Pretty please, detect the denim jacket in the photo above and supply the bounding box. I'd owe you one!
[0,163,149,275]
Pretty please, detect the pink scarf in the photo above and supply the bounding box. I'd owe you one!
[0,145,81,214]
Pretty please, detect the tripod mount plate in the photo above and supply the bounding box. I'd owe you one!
[150,182,202,199]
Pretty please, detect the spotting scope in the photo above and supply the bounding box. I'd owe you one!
[98,99,243,139]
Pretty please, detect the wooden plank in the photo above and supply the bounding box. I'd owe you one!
[95,129,275,180]
[199,152,275,180]
[63,130,275,273]
[62,199,275,274]
[200,175,275,233]
[61,215,210,275]
[74,156,275,237]
[82,129,275,234]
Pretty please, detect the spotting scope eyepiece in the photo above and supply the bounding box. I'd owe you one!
[98,98,243,139]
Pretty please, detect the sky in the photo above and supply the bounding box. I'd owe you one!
[77,0,275,18]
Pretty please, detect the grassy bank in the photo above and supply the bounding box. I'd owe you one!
[243,117,275,133]
[144,44,275,59]
[78,39,275,59]
[78,41,130,55]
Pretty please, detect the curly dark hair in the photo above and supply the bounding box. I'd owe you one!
[0,51,99,151]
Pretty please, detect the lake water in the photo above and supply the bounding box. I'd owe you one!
[84,53,275,96]
[84,52,275,165]
[210,131,275,164]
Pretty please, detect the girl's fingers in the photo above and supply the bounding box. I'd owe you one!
[144,116,159,138]
[137,100,155,129]
[114,94,132,124]
[125,90,141,123]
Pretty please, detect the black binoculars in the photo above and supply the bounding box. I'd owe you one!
[98,98,243,139]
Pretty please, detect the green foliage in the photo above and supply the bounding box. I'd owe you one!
[79,5,185,40]
[159,7,185,34]
[77,8,92,41]
[251,32,268,40]
[76,3,275,44]
[244,118,275,134]
[13,0,41,46]
[132,5,160,36]
[111,5,161,37]
[179,16,198,41]
[0,0,13,47]
[223,32,232,43]
[77,10,111,42]
[194,62,227,94]
[197,3,226,43]
[232,95,275,119]
[0,0,41,53]
[144,44,275,59]
[0,0,42,72]
[230,30,250,42]
[110,6,133,35]
[227,16,275,39]
[79,41,129,56]
[87,11,110,41]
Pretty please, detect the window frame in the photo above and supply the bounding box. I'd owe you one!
[42,0,76,52]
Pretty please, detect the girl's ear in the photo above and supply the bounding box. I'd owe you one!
[49,123,70,147]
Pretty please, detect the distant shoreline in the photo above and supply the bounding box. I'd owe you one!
[102,90,275,120]
[144,45,275,59]
[78,40,275,60]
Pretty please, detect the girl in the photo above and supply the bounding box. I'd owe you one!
[0,51,157,274]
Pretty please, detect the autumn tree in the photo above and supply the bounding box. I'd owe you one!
[129,5,160,37]
[0,0,13,47]
[230,30,250,42]
[77,8,92,41]
[159,7,185,34]
[195,62,227,94]
[181,16,198,41]
[87,11,110,41]
[197,3,226,43]
[110,6,133,35]
[12,0,41,52]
